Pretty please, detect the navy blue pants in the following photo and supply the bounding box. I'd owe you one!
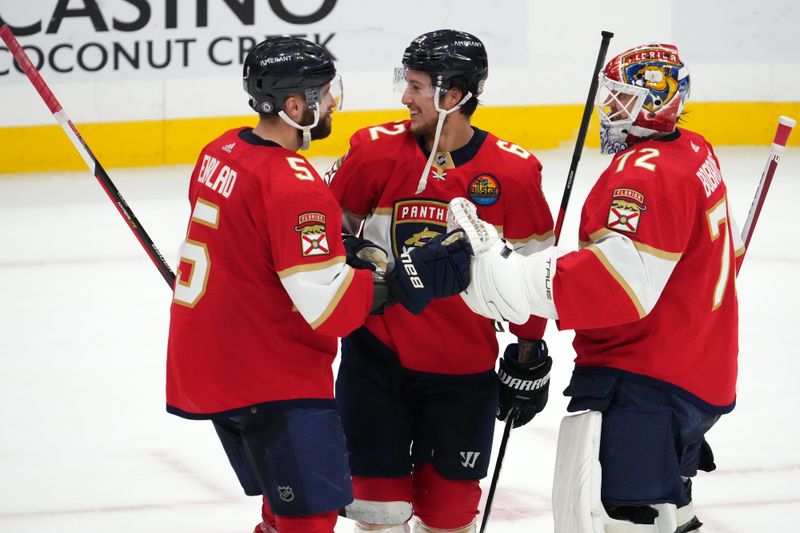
[212,404,352,516]
[336,327,498,481]
[565,369,721,507]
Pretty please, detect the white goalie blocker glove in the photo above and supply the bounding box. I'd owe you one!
[447,197,559,324]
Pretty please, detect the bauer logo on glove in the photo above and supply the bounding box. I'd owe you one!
[385,229,473,315]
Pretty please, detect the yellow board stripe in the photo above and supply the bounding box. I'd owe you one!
[1,102,798,174]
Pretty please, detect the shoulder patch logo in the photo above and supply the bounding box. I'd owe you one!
[607,188,647,233]
[468,174,501,206]
[295,212,330,256]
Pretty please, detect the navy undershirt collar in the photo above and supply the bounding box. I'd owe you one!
[417,126,488,166]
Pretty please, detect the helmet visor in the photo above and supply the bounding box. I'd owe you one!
[324,73,343,112]
[393,67,437,99]
[595,73,649,126]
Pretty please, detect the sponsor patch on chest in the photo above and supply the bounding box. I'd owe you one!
[295,212,330,256]
[607,188,647,233]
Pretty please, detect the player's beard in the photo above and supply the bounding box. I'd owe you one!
[408,107,439,145]
[297,108,333,141]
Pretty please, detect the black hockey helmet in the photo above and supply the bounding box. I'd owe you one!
[402,29,488,96]
[243,36,336,115]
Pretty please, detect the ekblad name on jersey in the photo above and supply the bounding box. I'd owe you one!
[167,127,374,418]
[328,120,554,375]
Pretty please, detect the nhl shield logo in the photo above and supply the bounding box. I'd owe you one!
[295,212,330,256]
[278,485,295,502]
[391,199,448,256]
[607,188,647,233]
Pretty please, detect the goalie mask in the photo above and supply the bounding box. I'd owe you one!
[243,36,342,149]
[595,43,690,154]
[396,29,489,194]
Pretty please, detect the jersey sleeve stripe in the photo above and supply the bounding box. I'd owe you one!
[280,262,355,327]
[505,229,555,245]
[309,267,356,329]
[277,256,345,279]
[586,244,647,319]
[589,228,683,261]
[587,230,680,318]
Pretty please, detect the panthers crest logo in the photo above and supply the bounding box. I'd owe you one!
[391,199,448,256]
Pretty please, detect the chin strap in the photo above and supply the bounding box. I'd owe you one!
[415,90,472,195]
[278,108,319,150]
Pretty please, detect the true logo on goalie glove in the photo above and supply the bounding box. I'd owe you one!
[607,188,647,234]
[295,212,330,256]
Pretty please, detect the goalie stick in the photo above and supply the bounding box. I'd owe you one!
[0,25,176,288]
[740,115,795,263]
[479,29,615,533]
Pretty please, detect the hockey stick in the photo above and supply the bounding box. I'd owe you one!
[479,30,615,533]
[740,115,795,262]
[553,30,615,246]
[0,25,176,288]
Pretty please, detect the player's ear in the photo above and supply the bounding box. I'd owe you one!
[283,94,304,121]
[444,86,465,111]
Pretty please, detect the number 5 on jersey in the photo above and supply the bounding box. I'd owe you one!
[173,199,220,308]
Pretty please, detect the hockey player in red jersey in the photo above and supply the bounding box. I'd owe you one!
[449,43,745,532]
[166,37,472,533]
[327,30,555,532]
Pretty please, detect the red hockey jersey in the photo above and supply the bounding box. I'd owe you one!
[167,128,373,418]
[554,128,744,407]
[327,120,554,374]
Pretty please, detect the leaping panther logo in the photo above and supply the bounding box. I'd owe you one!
[404,227,441,247]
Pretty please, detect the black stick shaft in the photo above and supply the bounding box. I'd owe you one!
[479,30,615,533]
[479,409,515,533]
[553,30,614,246]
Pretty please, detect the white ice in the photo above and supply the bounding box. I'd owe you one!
[1,146,798,532]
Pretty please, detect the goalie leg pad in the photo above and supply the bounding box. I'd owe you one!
[553,411,683,533]
[552,410,606,533]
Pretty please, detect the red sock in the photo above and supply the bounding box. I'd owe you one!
[412,462,480,529]
[274,510,338,533]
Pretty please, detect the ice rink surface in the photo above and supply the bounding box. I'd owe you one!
[1,144,798,532]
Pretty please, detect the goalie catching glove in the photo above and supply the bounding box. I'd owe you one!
[447,197,559,323]
[497,341,552,428]
[384,230,473,315]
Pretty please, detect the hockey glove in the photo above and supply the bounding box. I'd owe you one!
[342,234,389,272]
[385,230,473,315]
[497,341,552,428]
[341,235,395,314]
